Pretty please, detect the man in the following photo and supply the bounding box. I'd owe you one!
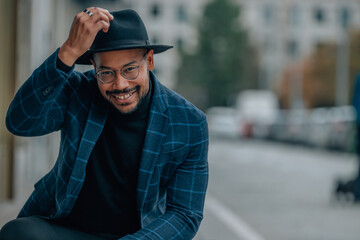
[0,7,209,240]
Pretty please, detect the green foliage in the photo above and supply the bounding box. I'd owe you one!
[176,0,259,110]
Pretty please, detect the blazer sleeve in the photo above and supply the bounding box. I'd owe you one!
[121,118,209,240]
[6,49,74,136]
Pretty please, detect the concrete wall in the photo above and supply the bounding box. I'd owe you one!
[0,0,79,203]
[0,0,17,201]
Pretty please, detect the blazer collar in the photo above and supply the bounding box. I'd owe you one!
[66,84,109,207]
[137,72,170,212]
[148,71,168,114]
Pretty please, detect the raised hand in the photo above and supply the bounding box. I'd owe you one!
[58,7,114,66]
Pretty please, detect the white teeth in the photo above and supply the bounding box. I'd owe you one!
[115,93,132,100]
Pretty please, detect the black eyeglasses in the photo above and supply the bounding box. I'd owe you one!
[96,51,149,84]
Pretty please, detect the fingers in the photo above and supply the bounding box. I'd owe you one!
[95,20,110,33]
[58,7,113,66]
[83,7,114,21]
[92,11,113,32]
[93,7,114,21]
[82,7,114,33]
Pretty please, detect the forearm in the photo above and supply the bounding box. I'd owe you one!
[120,210,202,240]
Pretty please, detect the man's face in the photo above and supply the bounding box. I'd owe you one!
[92,49,155,114]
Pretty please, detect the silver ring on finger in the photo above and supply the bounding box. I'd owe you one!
[83,9,93,17]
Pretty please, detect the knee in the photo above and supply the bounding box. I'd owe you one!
[0,217,43,240]
[0,219,21,240]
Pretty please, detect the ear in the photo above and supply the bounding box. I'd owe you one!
[146,50,155,71]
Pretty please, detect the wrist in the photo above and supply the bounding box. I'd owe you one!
[58,44,81,67]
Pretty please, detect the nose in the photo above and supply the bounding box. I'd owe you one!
[112,71,130,90]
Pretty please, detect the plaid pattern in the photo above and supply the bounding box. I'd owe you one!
[6,50,209,239]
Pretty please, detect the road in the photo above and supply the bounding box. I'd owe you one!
[195,138,360,240]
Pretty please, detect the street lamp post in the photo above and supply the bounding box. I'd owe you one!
[335,6,350,106]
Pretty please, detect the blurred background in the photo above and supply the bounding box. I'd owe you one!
[1,0,360,239]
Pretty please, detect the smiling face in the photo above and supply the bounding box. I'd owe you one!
[92,48,155,114]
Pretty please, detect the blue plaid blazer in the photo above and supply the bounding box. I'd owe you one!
[6,50,209,239]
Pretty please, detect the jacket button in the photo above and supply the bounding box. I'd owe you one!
[42,86,53,96]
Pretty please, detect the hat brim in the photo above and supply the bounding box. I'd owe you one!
[75,45,173,65]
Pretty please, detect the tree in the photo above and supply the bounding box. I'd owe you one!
[304,43,337,108]
[176,0,258,110]
[277,30,360,109]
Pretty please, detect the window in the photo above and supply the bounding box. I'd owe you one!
[339,7,351,28]
[314,7,326,24]
[151,3,161,18]
[288,5,300,26]
[287,40,298,58]
[176,5,187,22]
[263,3,275,26]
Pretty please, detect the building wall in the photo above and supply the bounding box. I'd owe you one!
[120,0,209,89]
[242,0,360,89]
[4,0,79,203]
[0,0,17,201]
[88,0,360,91]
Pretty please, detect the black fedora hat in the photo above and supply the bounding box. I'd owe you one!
[76,9,173,65]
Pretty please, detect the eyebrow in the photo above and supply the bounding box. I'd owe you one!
[98,60,138,70]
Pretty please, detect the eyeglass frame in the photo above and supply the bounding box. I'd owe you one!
[95,50,149,84]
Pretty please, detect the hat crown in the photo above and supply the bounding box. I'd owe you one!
[91,9,149,51]
[75,9,173,65]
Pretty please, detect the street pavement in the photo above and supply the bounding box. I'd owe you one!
[1,138,360,239]
[195,137,360,240]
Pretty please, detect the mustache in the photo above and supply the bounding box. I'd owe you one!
[106,86,139,95]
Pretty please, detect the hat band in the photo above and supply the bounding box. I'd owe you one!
[91,39,151,51]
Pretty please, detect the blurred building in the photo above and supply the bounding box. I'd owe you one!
[120,0,209,89]
[0,0,81,203]
[112,0,360,99]
[0,0,17,202]
[242,0,360,106]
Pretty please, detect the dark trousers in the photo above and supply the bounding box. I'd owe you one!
[0,217,110,240]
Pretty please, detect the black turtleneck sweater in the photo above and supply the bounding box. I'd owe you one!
[55,57,152,239]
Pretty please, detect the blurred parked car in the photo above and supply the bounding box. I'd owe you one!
[308,107,332,149]
[268,105,356,152]
[268,109,288,142]
[286,108,310,145]
[269,108,310,144]
[235,90,279,138]
[206,107,242,139]
[327,106,356,152]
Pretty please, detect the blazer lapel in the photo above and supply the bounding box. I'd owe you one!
[66,95,109,201]
[137,73,169,212]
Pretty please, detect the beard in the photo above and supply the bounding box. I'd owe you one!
[105,85,148,115]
